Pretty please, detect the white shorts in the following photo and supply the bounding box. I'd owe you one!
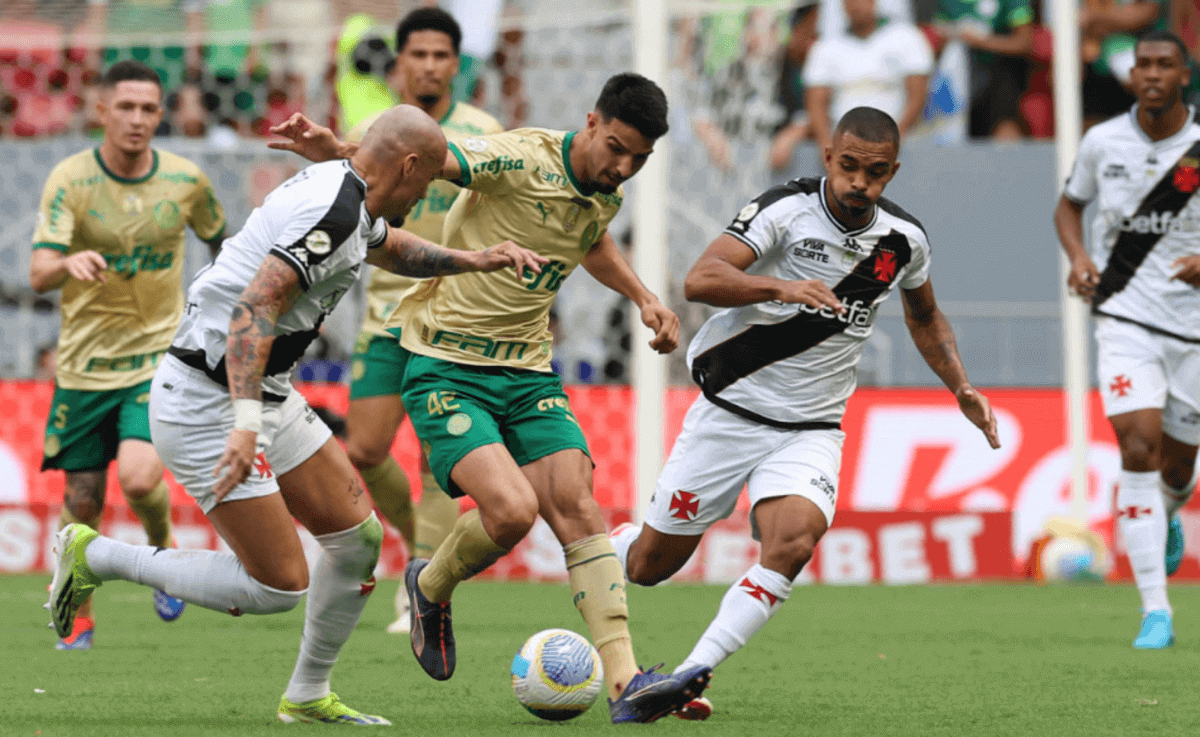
[149,355,332,513]
[1095,317,1200,444]
[644,395,844,538]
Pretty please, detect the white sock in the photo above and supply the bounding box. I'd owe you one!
[284,514,383,704]
[1160,473,1195,518]
[675,564,791,672]
[609,524,641,581]
[84,535,304,615]
[1117,470,1171,614]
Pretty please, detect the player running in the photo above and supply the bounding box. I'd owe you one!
[270,73,711,723]
[609,107,1001,720]
[1054,30,1200,649]
[29,60,226,650]
[46,105,546,725]
[343,7,504,635]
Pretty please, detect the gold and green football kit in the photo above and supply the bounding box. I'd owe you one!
[386,128,624,494]
[349,101,504,400]
[34,148,225,470]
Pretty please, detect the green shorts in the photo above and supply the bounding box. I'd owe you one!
[399,351,590,497]
[349,331,411,400]
[42,380,153,472]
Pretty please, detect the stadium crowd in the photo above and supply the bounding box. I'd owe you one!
[1,1,1193,143]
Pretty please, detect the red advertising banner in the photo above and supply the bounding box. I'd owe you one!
[0,504,1011,585]
[2,381,1198,579]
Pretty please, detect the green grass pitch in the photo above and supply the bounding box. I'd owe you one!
[3,575,1198,736]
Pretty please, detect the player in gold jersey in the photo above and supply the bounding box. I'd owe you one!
[29,61,226,649]
[343,7,504,635]
[271,73,714,723]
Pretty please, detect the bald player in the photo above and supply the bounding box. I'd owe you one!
[46,105,546,725]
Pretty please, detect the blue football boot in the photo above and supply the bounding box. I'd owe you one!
[1133,609,1175,649]
[608,663,712,724]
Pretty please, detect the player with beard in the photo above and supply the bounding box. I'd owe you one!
[343,6,505,636]
[270,73,712,724]
[609,106,1000,720]
[1055,30,1200,649]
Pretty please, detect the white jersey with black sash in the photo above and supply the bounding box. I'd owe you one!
[169,159,387,403]
[1064,105,1200,342]
[688,177,931,428]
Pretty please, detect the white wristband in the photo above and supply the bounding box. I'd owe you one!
[233,399,263,434]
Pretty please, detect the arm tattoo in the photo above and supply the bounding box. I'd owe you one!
[386,229,473,278]
[226,257,300,402]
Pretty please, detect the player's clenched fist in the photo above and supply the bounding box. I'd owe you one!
[1067,254,1100,301]
[475,240,549,279]
[640,300,680,354]
[64,250,109,283]
[778,278,845,314]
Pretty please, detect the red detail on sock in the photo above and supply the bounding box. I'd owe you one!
[228,607,243,617]
[1116,506,1153,519]
[360,576,377,596]
[738,577,778,606]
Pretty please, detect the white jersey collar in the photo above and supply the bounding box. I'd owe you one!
[1127,104,1197,149]
[818,177,878,236]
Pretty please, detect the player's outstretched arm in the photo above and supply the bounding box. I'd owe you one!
[1054,195,1100,301]
[268,113,359,162]
[583,231,679,354]
[366,225,547,280]
[29,249,109,293]
[684,233,844,312]
[902,280,1001,449]
[213,254,302,500]
[268,113,463,180]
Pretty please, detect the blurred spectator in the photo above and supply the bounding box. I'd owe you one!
[441,0,504,106]
[493,7,528,128]
[84,0,194,91]
[0,0,87,138]
[769,1,820,171]
[804,0,933,152]
[335,13,400,133]
[1020,5,1053,139]
[932,0,1033,140]
[820,0,914,38]
[690,8,786,173]
[1081,1,1166,127]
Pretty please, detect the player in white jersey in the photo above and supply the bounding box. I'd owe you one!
[610,107,1001,719]
[1055,31,1200,649]
[45,106,546,725]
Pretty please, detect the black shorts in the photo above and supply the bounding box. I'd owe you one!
[968,55,1029,138]
[1082,65,1135,123]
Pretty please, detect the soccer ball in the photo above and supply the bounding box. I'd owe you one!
[510,629,604,721]
[1038,534,1108,582]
